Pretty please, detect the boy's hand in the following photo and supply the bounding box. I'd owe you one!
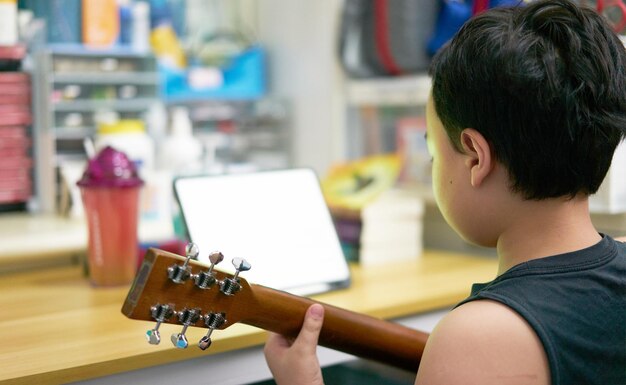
[264,304,325,385]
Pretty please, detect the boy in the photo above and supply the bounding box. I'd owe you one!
[264,0,626,384]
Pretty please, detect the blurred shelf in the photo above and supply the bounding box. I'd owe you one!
[346,74,431,106]
[51,72,159,85]
[53,127,96,139]
[55,153,87,163]
[51,98,157,112]
[46,43,153,58]
[163,93,264,104]
[32,46,159,213]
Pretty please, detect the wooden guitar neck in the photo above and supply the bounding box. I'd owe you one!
[248,284,428,371]
[122,247,429,372]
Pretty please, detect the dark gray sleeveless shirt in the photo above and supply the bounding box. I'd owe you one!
[456,235,626,385]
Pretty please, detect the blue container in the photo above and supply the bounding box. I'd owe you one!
[23,0,82,44]
[161,45,267,102]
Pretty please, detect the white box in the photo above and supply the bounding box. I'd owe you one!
[0,1,17,46]
[359,188,425,266]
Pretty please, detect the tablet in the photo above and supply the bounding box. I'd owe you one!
[173,168,351,296]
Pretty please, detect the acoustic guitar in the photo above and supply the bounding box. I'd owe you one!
[122,244,429,372]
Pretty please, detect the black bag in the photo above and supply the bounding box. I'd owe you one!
[338,0,438,78]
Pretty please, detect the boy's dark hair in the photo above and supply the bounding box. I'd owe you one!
[430,0,626,200]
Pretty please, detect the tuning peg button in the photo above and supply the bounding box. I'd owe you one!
[198,335,212,350]
[171,332,189,349]
[232,257,251,273]
[186,243,200,258]
[208,251,225,265]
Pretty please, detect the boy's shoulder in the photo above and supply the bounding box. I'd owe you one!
[415,299,550,385]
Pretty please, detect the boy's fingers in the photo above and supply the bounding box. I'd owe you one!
[293,304,325,352]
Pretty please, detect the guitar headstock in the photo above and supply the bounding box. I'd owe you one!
[122,243,256,350]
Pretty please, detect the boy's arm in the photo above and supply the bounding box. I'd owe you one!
[615,236,626,242]
[414,299,550,385]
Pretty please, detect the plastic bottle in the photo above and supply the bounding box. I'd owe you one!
[82,0,119,47]
[94,119,155,171]
[131,1,150,52]
[94,119,175,237]
[118,0,132,45]
[144,102,167,147]
[158,107,203,241]
[158,107,203,174]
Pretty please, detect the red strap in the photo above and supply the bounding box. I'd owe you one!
[472,0,490,15]
[374,0,402,76]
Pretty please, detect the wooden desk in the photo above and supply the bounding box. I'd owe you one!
[0,250,497,385]
[0,214,86,271]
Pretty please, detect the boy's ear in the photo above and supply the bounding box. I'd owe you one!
[460,128,493,188]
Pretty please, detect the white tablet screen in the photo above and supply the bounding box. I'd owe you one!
[173,168,351,296]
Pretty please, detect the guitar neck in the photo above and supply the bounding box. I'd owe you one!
[122,248,429,373]
[246,284,428,372]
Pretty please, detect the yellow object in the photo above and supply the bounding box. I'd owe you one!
[150,24,187,69]
[97,119,145,135]
[321,154,402,211]
[95,119,154,170]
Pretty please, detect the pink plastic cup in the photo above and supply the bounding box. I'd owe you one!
[77,146,143,286]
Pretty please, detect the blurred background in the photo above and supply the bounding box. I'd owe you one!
[1,0,626,271]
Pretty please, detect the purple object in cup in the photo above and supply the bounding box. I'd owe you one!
[77,145,144,188]
[78,146,144,286]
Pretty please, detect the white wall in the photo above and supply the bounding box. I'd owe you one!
[256,0,346,176]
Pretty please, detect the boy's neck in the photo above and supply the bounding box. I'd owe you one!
[495,195,601,275]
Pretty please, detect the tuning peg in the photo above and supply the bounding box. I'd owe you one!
[219,258,251,295]
[198,312,227,350]
[146,304,174,345]
[209,251,225,265]
[170,308,201,349]
[192,251,224,290]
[167,242,199,284]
